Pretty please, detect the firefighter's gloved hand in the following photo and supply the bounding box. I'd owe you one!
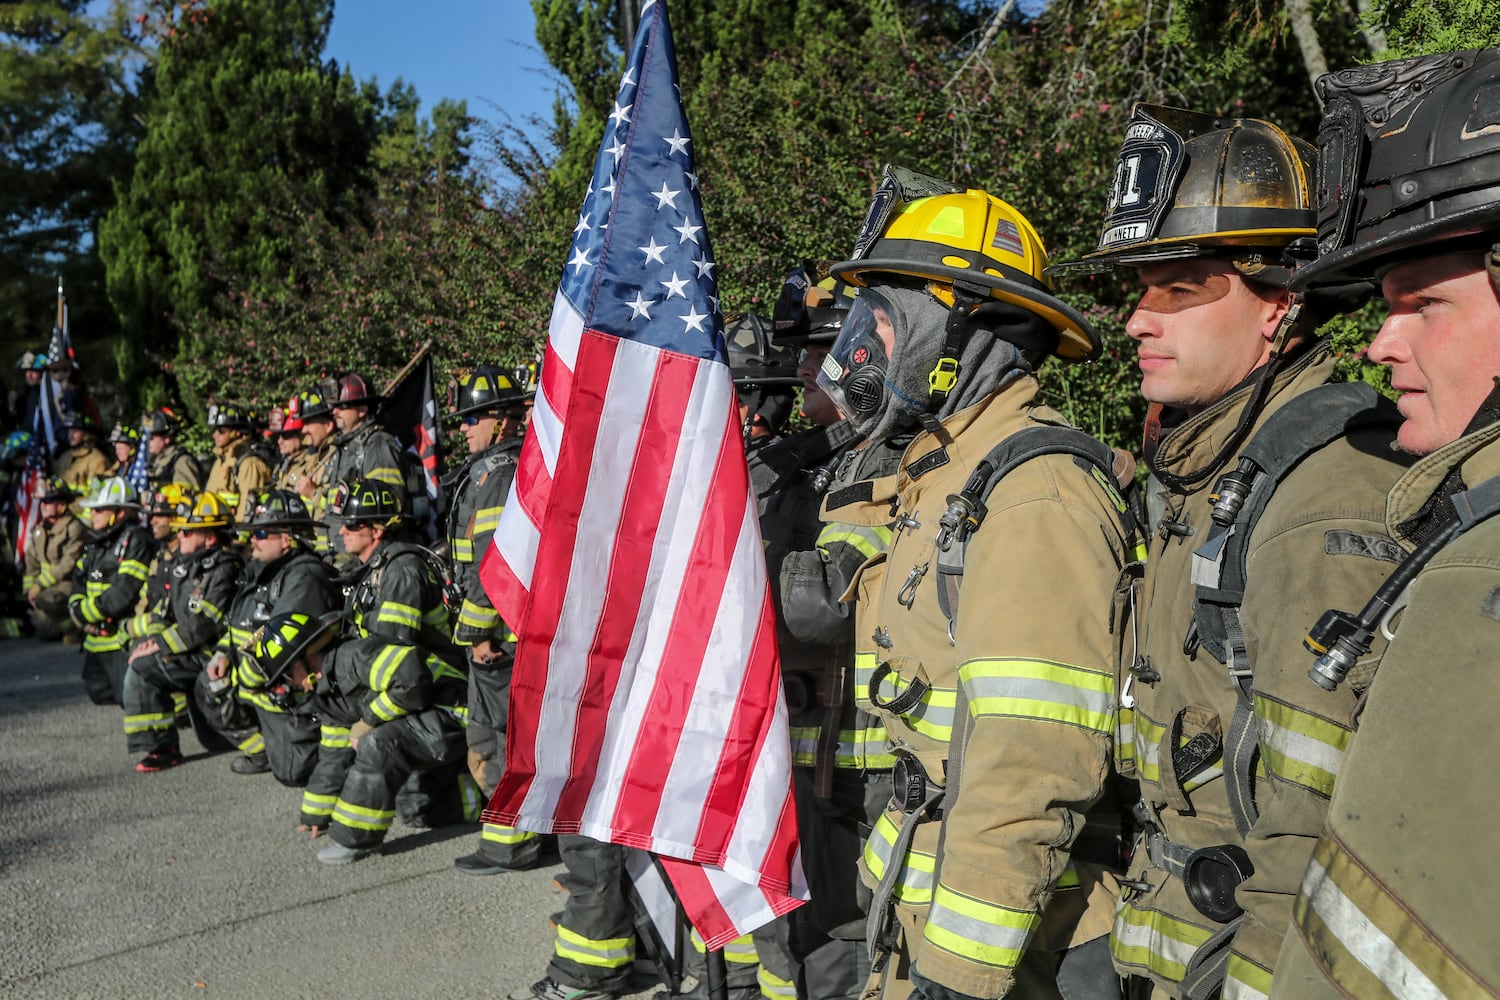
[910,968,985,1000]
[349,719,374,750]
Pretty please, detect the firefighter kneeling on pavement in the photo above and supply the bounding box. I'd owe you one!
[122,491,242,772]
[243,611,472,865]
[817,168,1140,1000]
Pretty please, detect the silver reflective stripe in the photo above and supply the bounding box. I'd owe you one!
[1259,716,1345,778]
[1300,858,1446,1000]
[927,895,1031,955]
[1112,905,1206,977]
[964,672,1114,722]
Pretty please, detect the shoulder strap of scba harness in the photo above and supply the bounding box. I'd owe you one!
[933,425,1135,640]
[1187,381,1399,837]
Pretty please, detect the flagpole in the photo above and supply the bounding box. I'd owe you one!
[703,949,729,1000]
[380,339,435,398]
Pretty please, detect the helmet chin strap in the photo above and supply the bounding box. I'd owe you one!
[1486,243,1500,296]
[1151,295,1304,491]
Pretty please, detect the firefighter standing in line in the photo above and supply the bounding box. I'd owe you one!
[747,264,905,1000]
[1050,106,1411,999]
[443,365,548,875]
[269,395,318,494]
[106,423,141,479]
[121,492,241,772]
[23,476,86,642]
[1269,47,1500,999]
[55,412,110,493]
[297,386,340,556]
[326,372,406,566]
[195,490,335,780]
[70,476,154,705]
[203,403,271,523]
[144,408,204,492]
[817,168,1136,1000]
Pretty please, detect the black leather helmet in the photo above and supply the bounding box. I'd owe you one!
[240,489,316,536]
[727,313,800,388]
[447,364,532,420]
[330,478,406,526]
[772,261,859,347]
[1292,48,1500,288]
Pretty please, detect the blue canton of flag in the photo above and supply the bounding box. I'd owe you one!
[560,0,721,360]
[125,419,151,502]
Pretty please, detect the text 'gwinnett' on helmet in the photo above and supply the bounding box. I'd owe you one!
[1050,103,1316,286]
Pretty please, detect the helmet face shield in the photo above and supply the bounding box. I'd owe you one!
[816,288,898,423]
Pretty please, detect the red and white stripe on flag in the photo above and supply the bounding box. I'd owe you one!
[478,289,806,949]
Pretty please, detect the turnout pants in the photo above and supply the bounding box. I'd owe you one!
[326,709,468,850]
[193,672,320,786]
[32,586,74,640]
[465,658,543,866]
[82,647,128,705]
[123,651,227,754]
[548,834,637,994]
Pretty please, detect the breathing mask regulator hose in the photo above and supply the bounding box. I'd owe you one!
[1304,519,1462,691]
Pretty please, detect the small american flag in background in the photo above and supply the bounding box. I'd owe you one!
[478,0,806,948]
[124,418,151,503]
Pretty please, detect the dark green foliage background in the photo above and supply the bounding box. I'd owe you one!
[5,0,1489,448]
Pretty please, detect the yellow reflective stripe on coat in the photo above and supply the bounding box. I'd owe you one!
[869,670,955,742]
[331,799,394,832]
[473,507,503,536]
[366,466,403,487]
[1254,694,1350,798]
[451,537,475,563]
[1293,833,1492,999]
[368,644,410,693]
[789,725,896,769]
[689,930,758,963]
[758,967,797,1000]
[482,822,538,845]
[922,883,1040,971]
[1116,705,1137,773]
[854,651,879,712]
[160,625,188,655]
[124,711,173,734]
[320,724,351,749]
[554,924,634,969]
[959,657,1113,734]
[817,522,893,562]
[1223,953,1272,1000]
[376,602,422,629]
[368,692,406,722]
[862,810,935,905]
[118,559,149,582]
[1110,899,1214,983]
[302,790,338,818]
[1133,710,1222,791]
[458,598,499,631]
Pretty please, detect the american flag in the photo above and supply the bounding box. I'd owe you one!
[124,418,151,503]
[13,440,47,570]
[478,0,805,948]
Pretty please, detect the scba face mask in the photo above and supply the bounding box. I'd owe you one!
[816,288,901,425]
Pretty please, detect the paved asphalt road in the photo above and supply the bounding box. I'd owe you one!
[0,637,662,1000]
